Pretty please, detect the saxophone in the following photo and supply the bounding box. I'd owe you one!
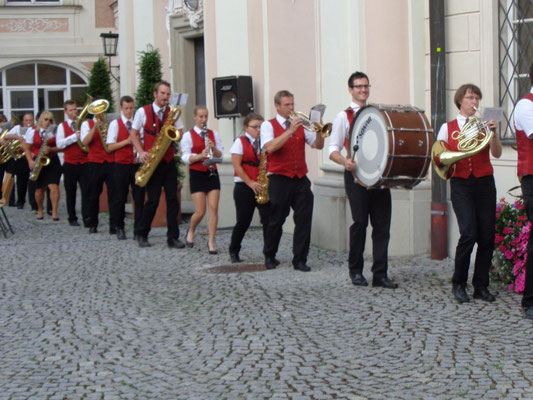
[29,130,52,181]
[255,150,269,204]
[135,104,183,187]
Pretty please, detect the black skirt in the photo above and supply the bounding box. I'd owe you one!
[189,168,221,194]
[35,155,62,189]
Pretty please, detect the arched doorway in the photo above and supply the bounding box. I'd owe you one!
[0,61,88,122]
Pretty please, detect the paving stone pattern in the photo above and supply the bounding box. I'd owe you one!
[0,203,532,399]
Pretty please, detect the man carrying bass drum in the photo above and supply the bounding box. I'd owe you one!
[329,71,398,289]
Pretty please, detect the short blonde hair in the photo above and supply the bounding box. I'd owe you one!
[36,110,54,130]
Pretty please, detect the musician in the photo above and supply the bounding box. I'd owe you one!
[260,90,324,271]
[514,61,533,319]
[182,105,224,254]
[130,81,185,249]
[329,72,397,288]
[437,84,501,303]
[56,100,90,227]
[228,113,270,263]
[107,95,145,240]
[23,111,62,220]
[81,103,115,234]
[5,112,33,209]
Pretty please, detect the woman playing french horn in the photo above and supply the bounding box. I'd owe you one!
[436,84,502,304]
[23,111,62,221]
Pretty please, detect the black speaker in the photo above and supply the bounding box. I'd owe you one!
[213,75,254,118]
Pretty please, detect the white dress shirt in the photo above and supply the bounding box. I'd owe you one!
[328,102,364,157]
[131,102,184,140]
[260,114,316,147]
[181,126,224,165]
[24,127,38,144]
[437,114,469,142]
[107,115,133,144]
[80,118,97,141]
[56,118,77,149]
[230,133,259,183]
[7,125,23,136]
[514,87,533,138]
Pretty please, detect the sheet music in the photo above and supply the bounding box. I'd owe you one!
[482,107,503,122]
[309,104,326,122]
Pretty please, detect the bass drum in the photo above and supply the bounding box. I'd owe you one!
[348,104,434,189]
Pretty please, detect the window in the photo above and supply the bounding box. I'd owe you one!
[498,0,533,142]
[6,0,61,4]
[0,62,87,123]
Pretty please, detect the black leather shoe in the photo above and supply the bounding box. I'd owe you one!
[69,221,80,227]
[208,245,218,255]
[293,262,311,272]
[272,258,280,267]
[473,288,496,302]
[452,284,470,303]
[372,276,399,289]
[351,273,368,287]
[230,253,242,263]
[524,306,533,320]
[168,238,186,249]
[265,257,277,270]
[109,227,117,235]
[137,236,151,248]
[89,226,97,234]
[116,229,126,240]
[185,229,194,248]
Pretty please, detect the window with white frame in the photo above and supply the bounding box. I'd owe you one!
[0,62,87,123]
[499,0,533,142]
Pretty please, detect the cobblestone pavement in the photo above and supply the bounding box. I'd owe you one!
[1,202,532,400]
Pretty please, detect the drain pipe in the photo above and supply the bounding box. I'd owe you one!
[429,0,448,260]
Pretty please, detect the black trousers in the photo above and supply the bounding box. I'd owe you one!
[229,182,270,255]
[87,162,115,228]
[520,175,533,307]
[450,175,496,289]
[11,157,30,206]
[63,162,89,224]
[110,163,145,231]
[263,174,313,265]
[135,160,180,239]
[344,171,391,278]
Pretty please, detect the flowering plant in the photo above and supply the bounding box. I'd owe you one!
[492,192,530,293]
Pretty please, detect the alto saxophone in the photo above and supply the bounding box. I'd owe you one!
[29,131,52,181]
[255,150,269,204]
[135,104,183,187]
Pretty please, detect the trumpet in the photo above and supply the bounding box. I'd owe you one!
[288,111,332,138]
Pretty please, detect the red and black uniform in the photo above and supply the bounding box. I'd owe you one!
[187,128,221,194]
[29,128,62,189]
[261,117,314,267]
[229,135,270,257]
[445,118,496,291]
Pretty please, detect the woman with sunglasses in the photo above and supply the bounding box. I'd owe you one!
[24,111,62,220]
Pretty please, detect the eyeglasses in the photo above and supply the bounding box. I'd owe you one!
[463,96,480,101]
[351,84,371,89]
[247,125,262,130]
[43,118,52,122]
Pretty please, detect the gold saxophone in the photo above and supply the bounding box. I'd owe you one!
[29,131,52,181]
[135,104,183,187]
[255,150,269,204]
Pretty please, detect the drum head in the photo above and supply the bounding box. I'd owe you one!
[349,106,389,186]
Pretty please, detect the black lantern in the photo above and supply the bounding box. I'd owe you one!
[100,31,120,82]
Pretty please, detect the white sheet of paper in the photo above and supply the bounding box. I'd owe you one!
[309,110,321,123]
[170,93,188,106]
[482,107,503,122]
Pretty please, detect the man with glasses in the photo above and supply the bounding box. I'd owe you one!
[329,71,398,289]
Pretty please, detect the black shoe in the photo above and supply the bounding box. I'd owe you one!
[207,244,218,255]
[8,202,16,207]
[452,284,470,303]
[293,262,311,272]
[372,276,399,289]
[116,229,126,240]
[185,229,194,248]
[17,204,24,209]
[230,253,242,263]
[265,257,277,270]
[524,306,533,320]
[89,226,97,234]
[473,288,496,302]
[351,273,368,287]
[83,218,91,228]
[109,227,117,235]
[53,217,60,222]
[168,238,185,249]
[69,221,80,227]
[272,258,280,267]
[137,236,151,248]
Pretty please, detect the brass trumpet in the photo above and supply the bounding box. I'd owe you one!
[289,111,332,138]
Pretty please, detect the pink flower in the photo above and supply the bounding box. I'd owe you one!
[499,244,507,252]
[515,202,525,210]
[503,227,514,235]
[505,250,514,259]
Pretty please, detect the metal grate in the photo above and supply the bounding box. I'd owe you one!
[498,0,533,142]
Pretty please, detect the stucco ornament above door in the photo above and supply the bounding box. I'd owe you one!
[166,0,203,29]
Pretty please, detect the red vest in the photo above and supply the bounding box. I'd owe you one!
[32,129,56,157]
[447,119,493,178]
[189,129,217,172]
[344,108,355,152]
[62,121,87,165]
[87,119,113,163]
[142,104,174,163]
[235,136,259,181]
[114,119,135,165]
[516,93,533,177]
[266,119,307,178]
